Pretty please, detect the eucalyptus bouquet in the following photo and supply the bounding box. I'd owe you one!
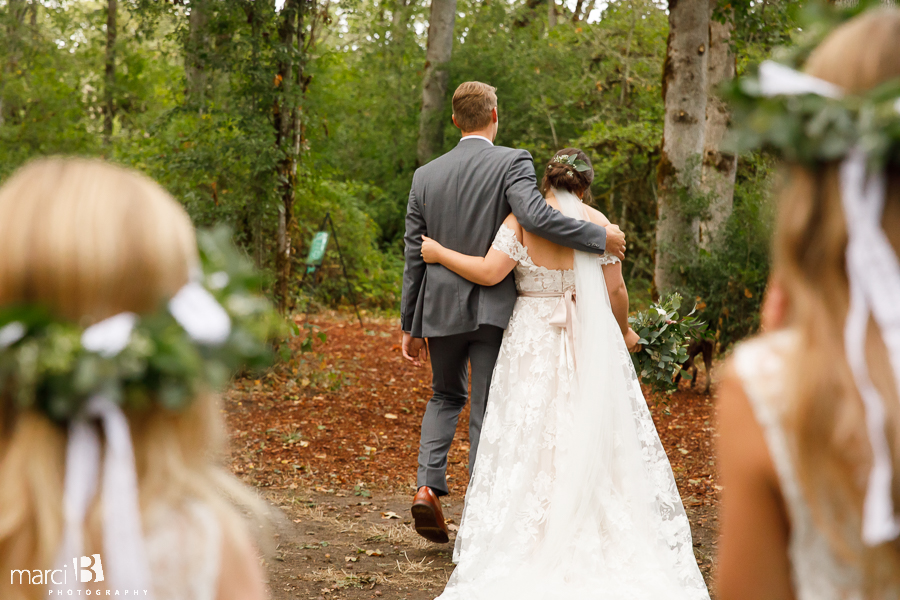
[629,293,709,395]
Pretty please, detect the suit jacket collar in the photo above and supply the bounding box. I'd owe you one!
[459,135,494,146]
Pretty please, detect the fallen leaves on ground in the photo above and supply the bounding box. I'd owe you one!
[225,311,719,508]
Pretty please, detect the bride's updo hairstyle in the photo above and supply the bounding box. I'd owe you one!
[0,158,264,600]
[772,9,900,589]
[541,147,594,202]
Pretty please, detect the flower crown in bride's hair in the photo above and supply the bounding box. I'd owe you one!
[724,4,900,548]
[552,153,592,177]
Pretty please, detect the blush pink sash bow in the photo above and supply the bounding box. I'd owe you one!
[519,289,578,365]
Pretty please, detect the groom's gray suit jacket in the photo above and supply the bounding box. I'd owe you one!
[401,138,608,338]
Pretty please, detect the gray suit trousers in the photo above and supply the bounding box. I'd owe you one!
[417,325,504,496]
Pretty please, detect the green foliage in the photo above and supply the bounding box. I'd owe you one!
[0,227,279,421]
[629,293,709,395]
[0,0,794,329]
[721,0,798,64]
[678,155,776,349]
[294,177,403,310]
[299,326,328,353]
[769,0,888,69]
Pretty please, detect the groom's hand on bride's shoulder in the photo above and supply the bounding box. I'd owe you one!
[401,332,428,367]
[604,224,626,260]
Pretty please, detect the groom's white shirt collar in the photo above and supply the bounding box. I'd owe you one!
[460,135,493,146]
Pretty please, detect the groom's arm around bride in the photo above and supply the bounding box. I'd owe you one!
[399,81,626,543]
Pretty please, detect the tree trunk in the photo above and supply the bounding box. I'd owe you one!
[416,0,457,165]
[2,0,28,127]
[104,0,117,146]
[6,0,26,40]
[548,0,557,28]
[390,0,410,97]
[391,0,410,42]
[572,0,584,22]
[655,0,709,295]
[253,217,264,270]
[696,1,736,249]
[619,1,636,105]
[581,0,598,23]
[185,0,210,109]
[275,0,300,313]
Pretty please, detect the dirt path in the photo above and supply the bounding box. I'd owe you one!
[259,488,718,600]
[225,312,721,599]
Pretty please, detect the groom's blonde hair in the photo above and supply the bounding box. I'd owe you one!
[452,82,497,132]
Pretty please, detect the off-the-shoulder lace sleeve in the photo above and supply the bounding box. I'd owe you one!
[598,254,621,266]
[491,224,529,263]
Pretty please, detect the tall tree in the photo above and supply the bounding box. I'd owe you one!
[275,0,300,313]
[1,0,28,127]
[104,0,117,145]
[619,0,637,104]
[416,0,456,165]
[5,1,26,46]
[655,0,709,294]
[185,0,210,109]
[572,0,584,22]
[391,0,411,41]
[696,0,736,248]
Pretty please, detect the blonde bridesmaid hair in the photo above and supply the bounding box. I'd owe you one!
[0,157,265,600]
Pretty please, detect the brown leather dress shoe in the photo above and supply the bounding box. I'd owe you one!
[411,486,450,543]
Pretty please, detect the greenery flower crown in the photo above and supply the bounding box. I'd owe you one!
[723,3,900,170]
[724,71,900,170]
[0,227,283,422]
[552,153,592,176]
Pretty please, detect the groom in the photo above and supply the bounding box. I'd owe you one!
[400,81,626,543]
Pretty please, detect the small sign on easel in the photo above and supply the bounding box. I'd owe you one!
[305,231,329,274]
[301,212,363,327]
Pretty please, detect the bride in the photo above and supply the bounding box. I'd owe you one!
[420,148,710,600]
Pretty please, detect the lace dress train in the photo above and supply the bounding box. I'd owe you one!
[437,225,709,600]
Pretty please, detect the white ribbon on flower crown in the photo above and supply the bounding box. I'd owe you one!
[756,60,900,545]
[51,281,231,595]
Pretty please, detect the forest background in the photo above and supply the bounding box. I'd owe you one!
[0,0,817,350]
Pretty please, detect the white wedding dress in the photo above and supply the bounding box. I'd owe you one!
[437,192,710,600]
